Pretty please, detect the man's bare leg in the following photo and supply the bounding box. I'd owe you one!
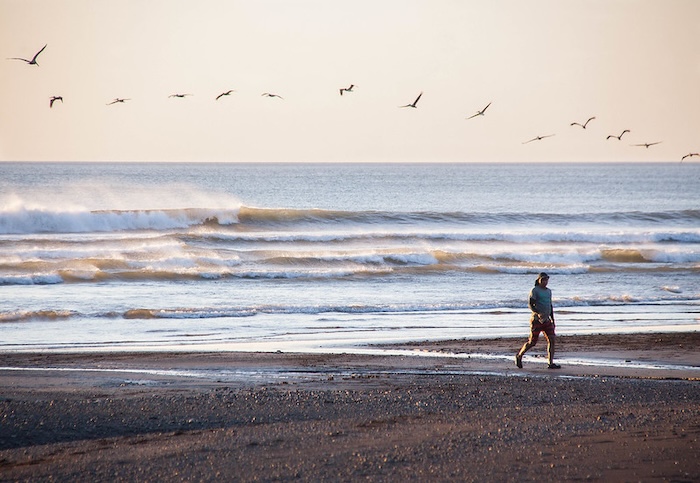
[545,334,560,368]
[515,340,535,368]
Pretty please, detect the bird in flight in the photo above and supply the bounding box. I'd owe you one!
[466,102,491,119]
[400,92,423,108]
[522,134,555,144]
[681,153,699,162]
[169,93,192,98]
[49,96,63,108]
[606,130,630,140]
[8,44,46,66]
[339,84,355,96]
[631,142,662,148]
[570,117,596,129]
[262,93,283,99]
[107,98,130,105]
[216,90,235,100]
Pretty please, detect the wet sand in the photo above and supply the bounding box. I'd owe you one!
[1,332,699,481]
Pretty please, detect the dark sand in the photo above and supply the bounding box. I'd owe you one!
[1,332,698,482]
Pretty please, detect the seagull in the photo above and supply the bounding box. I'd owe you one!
[522,134,555,144]
[8,44,47,66]
[169,93,192,98]
[570,116,596,129]
[631,142,662,148]
[466,102,491,119]
[215,90,235,100]
[262,93,283,99]
[400,92,422,108]
[339,84,355,96]
[106,98,130,105]
[681,153,699,162]
[49,96,63,108]
[606,130,630,140]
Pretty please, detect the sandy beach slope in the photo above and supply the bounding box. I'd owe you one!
[1,333,698,481]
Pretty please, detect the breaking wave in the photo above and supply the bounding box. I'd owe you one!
[3,292,698,323]
[1,203,700,235]
[2,200,699,286]
[0,207,240,235]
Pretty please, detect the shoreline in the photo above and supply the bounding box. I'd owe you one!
[1,332,698,387]
[1,332,698,481]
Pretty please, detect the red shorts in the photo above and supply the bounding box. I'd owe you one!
[529,314,555,345]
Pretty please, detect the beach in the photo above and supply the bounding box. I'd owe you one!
[4,0,700,476]
[1,332,698,482]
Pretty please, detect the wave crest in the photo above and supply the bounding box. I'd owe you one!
[3,202,700,235]
[0,207,241,235]
[0,310,74,322]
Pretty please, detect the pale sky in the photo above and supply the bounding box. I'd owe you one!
[1,0,699,163]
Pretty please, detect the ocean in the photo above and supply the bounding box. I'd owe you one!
[1,162,698,354]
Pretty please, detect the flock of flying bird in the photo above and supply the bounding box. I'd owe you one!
[8,44,700,162]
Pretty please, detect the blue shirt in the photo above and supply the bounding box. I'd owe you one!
[529,285,553,316]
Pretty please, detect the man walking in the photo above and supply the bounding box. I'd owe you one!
[515,272,561,369]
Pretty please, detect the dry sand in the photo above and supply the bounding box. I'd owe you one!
[1,332,698,482]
